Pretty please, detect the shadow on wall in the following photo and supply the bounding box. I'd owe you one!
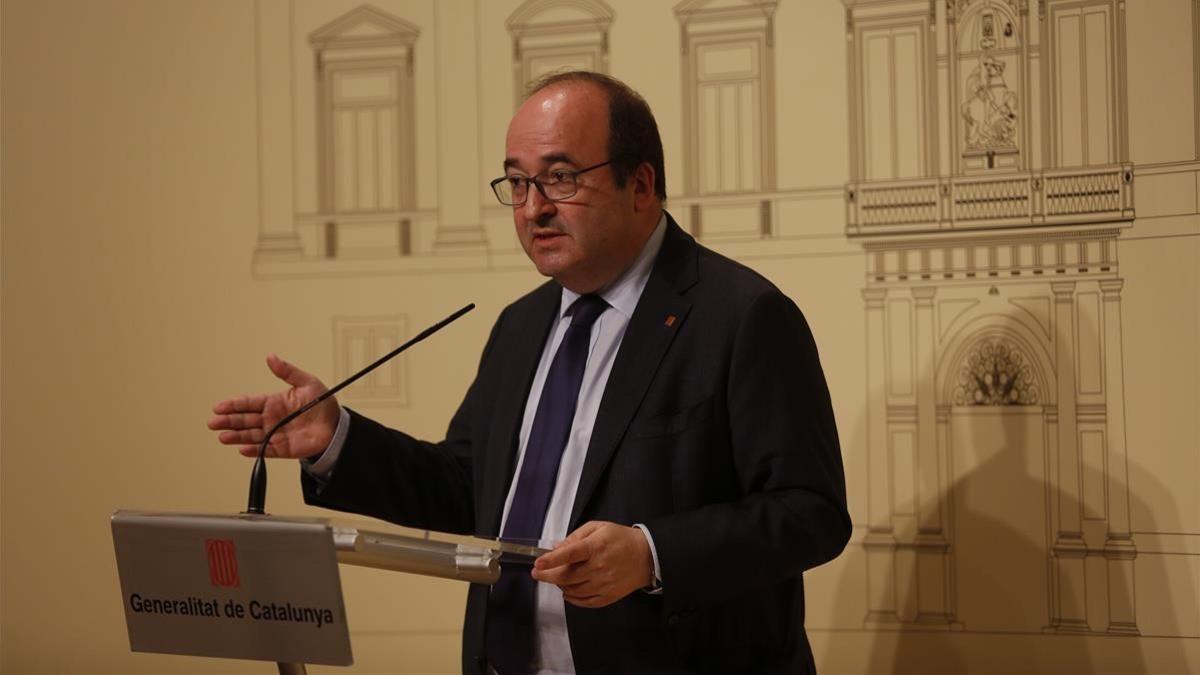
[836,307,1195,674]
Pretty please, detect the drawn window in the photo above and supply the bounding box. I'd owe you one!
[507,0,614,103]
[310,6,419,216]
[1048,1,1118,168]
[327,63,406,213]
[695,38,764,194]
[677,1,777,196]
[334,315,409,407]
[858,22,928,181]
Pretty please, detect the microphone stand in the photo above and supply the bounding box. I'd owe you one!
[244,303,475,516]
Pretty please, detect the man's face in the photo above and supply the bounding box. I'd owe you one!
[504,82,648,294]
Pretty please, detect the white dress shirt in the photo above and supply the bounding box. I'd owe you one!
[307,214,668,675]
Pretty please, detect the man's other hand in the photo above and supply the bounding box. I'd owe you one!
[531,521,653,608]
[207,354,338,460]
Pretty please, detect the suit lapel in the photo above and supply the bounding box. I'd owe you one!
[478,282,561,536]
[569,217,699,528]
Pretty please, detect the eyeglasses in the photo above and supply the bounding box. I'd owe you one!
[489,159,616,206]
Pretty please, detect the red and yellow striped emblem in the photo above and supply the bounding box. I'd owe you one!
[205,538,240,588]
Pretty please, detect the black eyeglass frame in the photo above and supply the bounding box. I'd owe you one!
[489,159,618,206]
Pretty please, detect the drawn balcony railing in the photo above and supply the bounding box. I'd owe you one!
[845,163,1134,236]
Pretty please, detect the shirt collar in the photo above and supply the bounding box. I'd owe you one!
[559,212,668,320]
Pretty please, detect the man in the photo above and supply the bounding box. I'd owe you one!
[210,71,850,674]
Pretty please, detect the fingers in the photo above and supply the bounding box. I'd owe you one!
[563,520,603,542]
[534,562,591,592]
[211,394,268,416]
[207,411,264,432]
[531,521,651,609]
[534,538,593,572]
[208,355,332,461]
[266,353,319,389]
[534,520,603,570]
[217,428,265,445]
[238,444,275,458]
[554,569,613,608]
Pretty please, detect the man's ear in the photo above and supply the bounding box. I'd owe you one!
[632,162,658,212]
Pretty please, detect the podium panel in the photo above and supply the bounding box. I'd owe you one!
[112,511,353,666]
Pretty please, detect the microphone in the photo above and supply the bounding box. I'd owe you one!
[245,303,476,515]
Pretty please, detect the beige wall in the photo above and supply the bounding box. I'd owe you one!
[2,0,1197,673]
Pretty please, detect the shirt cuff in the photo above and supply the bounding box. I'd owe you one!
[301,406,350,481]
[631,523,663,594]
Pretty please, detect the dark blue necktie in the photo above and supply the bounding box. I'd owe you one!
[485,294,609,675]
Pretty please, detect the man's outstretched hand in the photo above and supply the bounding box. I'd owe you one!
[207,354,339,460]
[532,521,654,608]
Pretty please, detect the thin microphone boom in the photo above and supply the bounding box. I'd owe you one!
[245,303,476,515]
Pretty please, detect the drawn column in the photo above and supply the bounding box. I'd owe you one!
[863,287,899,625]
[254,0,303,262]
[1100,278,1138,634]
[1051,280,1088,631]
[913,286,951,624]
[433,0,486,252]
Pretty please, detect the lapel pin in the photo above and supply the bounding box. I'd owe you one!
[664,314,677,327]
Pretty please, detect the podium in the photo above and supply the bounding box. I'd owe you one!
[111,510,530,673]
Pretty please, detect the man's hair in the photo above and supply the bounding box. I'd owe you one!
[525,70,667,201]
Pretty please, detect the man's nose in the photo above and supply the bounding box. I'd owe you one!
[523,183,557,221]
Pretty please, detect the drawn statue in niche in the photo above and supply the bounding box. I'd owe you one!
[953,340,1039,405]
[961,52,1018,151]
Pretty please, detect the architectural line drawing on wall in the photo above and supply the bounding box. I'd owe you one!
[253,1,525,279]
[673,0,780,242]
[953,0,1026,173]
[845,0,1197,639]
[252,0,872,277]
[1194,0,1200,160]
[310,5,420,257]
[507,0,615,105]
[333,314,411,409]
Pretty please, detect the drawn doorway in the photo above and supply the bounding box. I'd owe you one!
[949,405,1051,633]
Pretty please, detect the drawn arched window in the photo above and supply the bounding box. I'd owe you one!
[310,6,419,217]
[676,0,777,195]
[952,339,1040,405]
[951,0,1027,173]
[507,0,614,104]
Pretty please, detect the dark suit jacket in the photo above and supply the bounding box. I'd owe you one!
[303,216,851,674]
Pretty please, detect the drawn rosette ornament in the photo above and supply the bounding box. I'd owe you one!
[953,339,1039,406]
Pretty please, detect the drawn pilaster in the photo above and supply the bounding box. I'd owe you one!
[913,286,950,624]
[254,0,303,261]
[863,287,899,626]
[1100,278,1138,634]
[434,0,487,251]
[1051,280,1088,631]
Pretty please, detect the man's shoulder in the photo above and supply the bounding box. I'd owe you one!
[658,213,784,301]
[695,243,778,296]
[677,235,793,318]
[494,278,560,325]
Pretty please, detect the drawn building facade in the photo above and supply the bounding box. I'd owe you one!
[844,0,1138,634]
